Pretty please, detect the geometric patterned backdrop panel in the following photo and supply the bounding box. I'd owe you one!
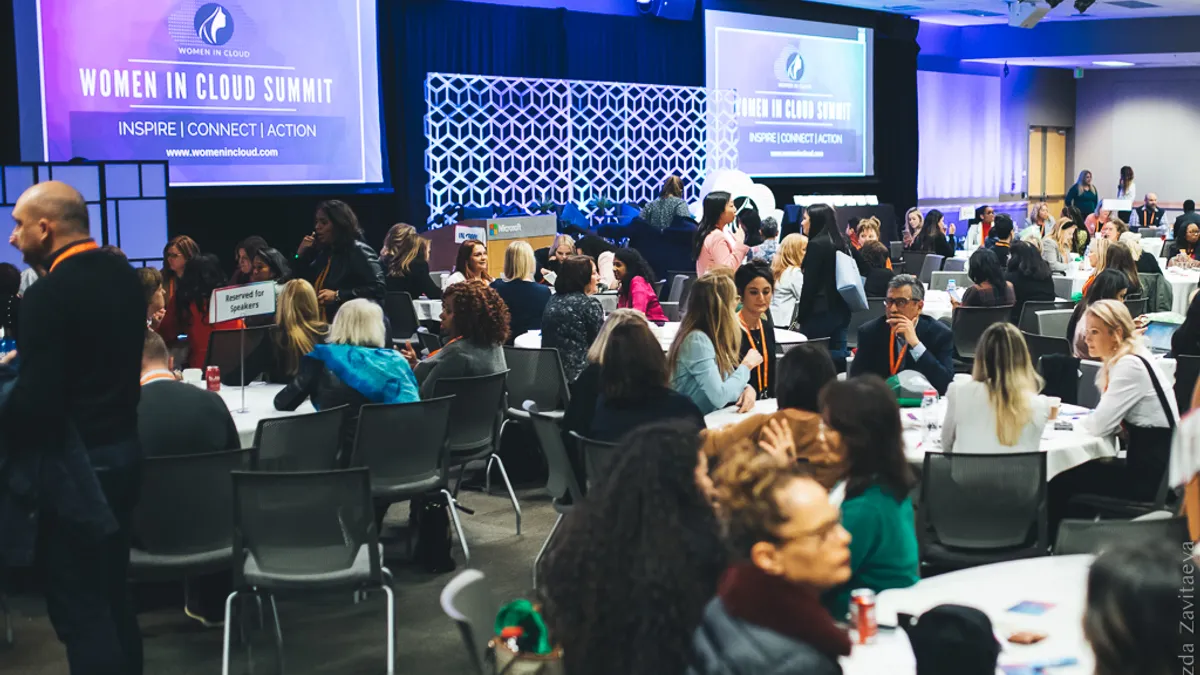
[425,73,739,225]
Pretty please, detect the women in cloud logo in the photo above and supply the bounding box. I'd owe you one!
[786,52,805,81]
[195,3,234,46]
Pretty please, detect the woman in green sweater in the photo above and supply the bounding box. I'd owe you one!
[818,375,920,620]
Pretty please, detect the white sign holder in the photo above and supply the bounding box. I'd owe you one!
[209,282,277,413]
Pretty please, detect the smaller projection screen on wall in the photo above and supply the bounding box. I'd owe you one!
[705,10,874,178]
[11,0,384,188]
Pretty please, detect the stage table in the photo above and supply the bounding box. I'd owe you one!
[217,382,314,449]
[839,555,1095,675]
[514,322,806,352]
[705,398,1114,481]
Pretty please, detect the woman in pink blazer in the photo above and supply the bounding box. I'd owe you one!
[614,247,668,323]
[693,191,747,276]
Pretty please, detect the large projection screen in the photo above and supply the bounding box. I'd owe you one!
[705,10,875,178]
[12,0,384,187]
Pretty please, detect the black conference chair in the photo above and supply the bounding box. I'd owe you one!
[384,292,421,347]
[1018,300,1076,335]
[251,406,346,472]
[433,371,520,534]
[903,252,929,278]
[525,401,586,589]
[1053,516,1189,556]
[206,326,273,375]
[440,569,498,675]
[847,298,886,349]
[129,448,254,607]
[502,347,570,422]
[952,305,1015,364]
[1123,296,1148,318]
[223,468,394,675]
[349,396,469,563]
[416,328,444,357]
[917,254,945,286]
[920,451,1048,572]
[569,431,620,490]
[942,257,967,273]
[1021,331,1071,369]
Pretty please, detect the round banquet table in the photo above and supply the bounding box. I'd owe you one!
[839,555,1095,674]
[705,397,1114,481]
[216,382,315,449]
[514,322,807,352]
[1067,265,1198,314]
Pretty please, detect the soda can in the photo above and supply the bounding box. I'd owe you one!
[206,365,221,392]
[849,588,877,645]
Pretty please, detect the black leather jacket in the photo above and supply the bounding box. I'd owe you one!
[294,238,386,316]
[274,357,371,456]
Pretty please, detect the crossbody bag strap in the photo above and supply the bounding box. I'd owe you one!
[1134,354,1177,431]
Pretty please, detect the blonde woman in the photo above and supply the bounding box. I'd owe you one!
[1023,202,1055,238]
[668,274,761,414]
[225,278,328,385]
[563,309,650,436]
[901,207,923,248]
[1041,218,1077,273]
[1049,299,1179,528]
[769,233,807,326]
[1080,237,1111,297]
[491,240,551,342]
[539,233,576,283]
[1118,230,1159,274]
[941,324,1050,453]
[380,223,441,299]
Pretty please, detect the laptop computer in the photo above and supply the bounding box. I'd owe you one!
[1143,320,1180,354]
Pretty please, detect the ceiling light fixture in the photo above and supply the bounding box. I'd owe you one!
[1074,0,1096,13]
[1092,60,1136,67]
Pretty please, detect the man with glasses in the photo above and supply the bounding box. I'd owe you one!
[849,274,954,394]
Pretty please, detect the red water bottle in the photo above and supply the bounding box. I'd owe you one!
[206,365,221,391]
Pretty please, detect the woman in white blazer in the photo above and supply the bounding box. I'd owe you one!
[942,323,1051,454]
[768,233,807,327]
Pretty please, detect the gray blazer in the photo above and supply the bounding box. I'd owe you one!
[414,339,507,399]
[1040,237,1069,273]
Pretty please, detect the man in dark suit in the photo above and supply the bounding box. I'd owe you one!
[1175,200,1200,234]
[849,274,955,394]
[986,215,1014,269]
[1132,192,1165,231]
[138,330,240,458]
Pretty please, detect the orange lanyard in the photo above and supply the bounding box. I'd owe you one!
[427,336,461,359]
[139,370,177,385]
[888,326,909,376]
[740,319,768,392]
[48,240,99,273]
[314,257,333,320]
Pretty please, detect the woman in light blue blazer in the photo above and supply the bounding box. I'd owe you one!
[668,274,761,414]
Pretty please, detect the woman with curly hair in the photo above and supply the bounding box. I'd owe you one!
[402,280,509,399]
[540,421,726,675]
[690,450,852,674]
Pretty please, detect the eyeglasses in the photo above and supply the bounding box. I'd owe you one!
[883,297,913,309]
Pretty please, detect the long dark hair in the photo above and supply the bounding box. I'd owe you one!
[539,422,726,675]
[968,248,1007,302]
[576,235,615,262]
[1105,244,1140,293]
[601,321,670,403]
[692,191,731,260]
[805,203,845,250]
[614,247,657,305]
[231,235,268,284]
[738,205,763,247]
[315,200,362,247]
[915,209,945,252]
[1085,540,1184,675]
[1007,240,1051,281]
[176,253,227,326]
[820,376,914,501]
[777,343,837,413]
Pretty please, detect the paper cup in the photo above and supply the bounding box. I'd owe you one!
[182,368,203,384]
[1047,396,1061,420]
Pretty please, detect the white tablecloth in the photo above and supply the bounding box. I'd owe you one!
[1067,265,1198,313]
[515,322,807,352]
[840,555,1094,675]
[1142,237,1165,258]
[705,397,1114,480]
[217,383,314,448]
